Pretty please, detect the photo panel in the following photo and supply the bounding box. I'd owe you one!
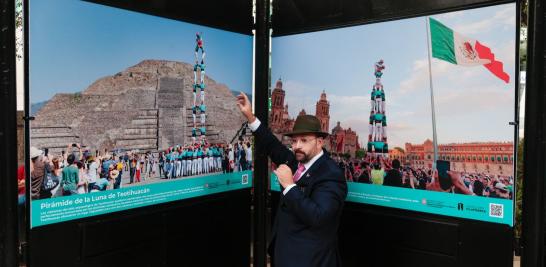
[28,0,254,228]
[270,3,516,226]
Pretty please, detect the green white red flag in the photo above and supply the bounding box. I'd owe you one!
[429,17,510,83]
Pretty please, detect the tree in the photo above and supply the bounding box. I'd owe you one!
[520,0,528,28]
[515,138,524,238]
[15,0,23,59]
[515,1,528,239]
[355,149,366,159]
[519,0,528,70]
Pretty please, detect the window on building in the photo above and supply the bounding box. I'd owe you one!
[497,156,502,162]
[491,157,495,162]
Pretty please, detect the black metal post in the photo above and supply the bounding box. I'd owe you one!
[521,0,546,266]
[253,0,271,266]
[0,0,20,266]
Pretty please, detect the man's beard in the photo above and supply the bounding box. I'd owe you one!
[294,149,312,164]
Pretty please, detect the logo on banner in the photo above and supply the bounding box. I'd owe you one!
[242,174,249,185]
[457,203,464,211]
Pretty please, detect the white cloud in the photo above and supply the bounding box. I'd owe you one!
[328,95,371,117]
[437,11,464,20]
[398,59,428,94]
[434,86,513,115]
[389,122,414,131]
[281,80,314,95]
[396,111,416,117]
[495,41,517,75]
[397,58,452,95]
[452,6,515,35]
[281,80,320,117]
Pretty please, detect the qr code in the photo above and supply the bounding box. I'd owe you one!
[489,203,504,218]
[242,174,249,185]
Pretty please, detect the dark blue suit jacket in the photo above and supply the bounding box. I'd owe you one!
[254,123,348,267]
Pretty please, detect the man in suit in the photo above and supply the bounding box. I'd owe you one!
[237,92,348,267]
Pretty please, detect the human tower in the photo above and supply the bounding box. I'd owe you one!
[192,32,207,143]
[367,59,388,153]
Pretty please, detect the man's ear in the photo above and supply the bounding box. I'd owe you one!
[317,137,325,146]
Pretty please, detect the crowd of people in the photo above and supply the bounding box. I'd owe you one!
[27,139,254,200]
[333,153,514,200]
[28,143,136,200]
[158,139,252,179]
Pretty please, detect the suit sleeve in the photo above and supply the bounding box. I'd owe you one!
[282,178,348,227]
[253,123,295,166]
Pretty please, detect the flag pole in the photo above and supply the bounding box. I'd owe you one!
[426,17,439,170]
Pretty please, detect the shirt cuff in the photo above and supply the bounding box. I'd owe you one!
[283,184,297,195]
[248,118,261,132]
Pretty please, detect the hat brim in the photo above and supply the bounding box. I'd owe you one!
[30,151,43,159]
[30,147,43,159]
[283,130,329,138]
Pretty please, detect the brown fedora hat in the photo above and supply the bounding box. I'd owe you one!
[284,115,329,137]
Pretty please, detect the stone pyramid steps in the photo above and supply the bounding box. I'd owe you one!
[130,118,157,126]
[157,77,184,109]
[31,61,247,154]
[115,107,159,151]
[157,77,186,149]
[124,128,157,136]
[137,109,158,117]
[30,125,80,155]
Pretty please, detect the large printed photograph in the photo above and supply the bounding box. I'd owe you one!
[28,0,253,226]
[271,4,516,223]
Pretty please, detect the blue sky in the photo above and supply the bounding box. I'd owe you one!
[29,0,253,103]
[272,3,517,148]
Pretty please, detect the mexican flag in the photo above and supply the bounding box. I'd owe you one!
[429,17,510,83]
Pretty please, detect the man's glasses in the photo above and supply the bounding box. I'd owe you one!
[290,137,317,146]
